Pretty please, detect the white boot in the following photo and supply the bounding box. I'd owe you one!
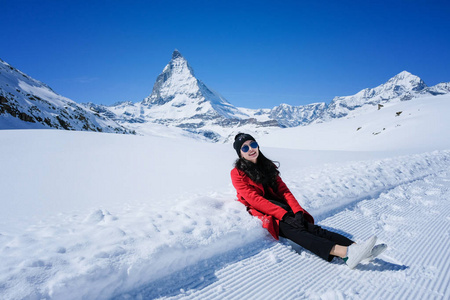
[362,243,387,263]
[345,236,377,269]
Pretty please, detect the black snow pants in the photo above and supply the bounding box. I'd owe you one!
[279,220,354,261]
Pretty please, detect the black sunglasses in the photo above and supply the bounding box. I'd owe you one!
[241,141,258,153]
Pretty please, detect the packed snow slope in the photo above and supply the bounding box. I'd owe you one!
[1,91,450,300]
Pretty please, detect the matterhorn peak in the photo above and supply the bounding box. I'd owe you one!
[142,50,197,106]
[164,49,194,76]
[172,49,183,59]
[140,50,246,123]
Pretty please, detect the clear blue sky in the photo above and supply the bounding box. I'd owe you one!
[1,0,449,108]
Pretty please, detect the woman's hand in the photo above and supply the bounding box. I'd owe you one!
[294,211,308,226]
[282,212,305,229]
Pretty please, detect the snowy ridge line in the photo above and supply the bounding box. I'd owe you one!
[156,171,450,300]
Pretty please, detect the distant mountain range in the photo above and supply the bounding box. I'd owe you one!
[1,51,449,141]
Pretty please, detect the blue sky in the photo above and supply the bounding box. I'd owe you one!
[1,0,449,108]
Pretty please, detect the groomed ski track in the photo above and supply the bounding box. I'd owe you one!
[118,170,450,299]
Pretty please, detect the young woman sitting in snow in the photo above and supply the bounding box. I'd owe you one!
[230,133,386,269]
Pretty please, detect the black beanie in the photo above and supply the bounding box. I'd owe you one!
[233,133,256,157]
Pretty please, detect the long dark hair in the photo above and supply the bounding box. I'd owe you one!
[235,150,280,192]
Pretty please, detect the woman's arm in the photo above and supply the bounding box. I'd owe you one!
[276,176,304,214]
[276,176,314,223]
[231,168,288,220]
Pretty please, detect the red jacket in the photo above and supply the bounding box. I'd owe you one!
[230,167,314,240]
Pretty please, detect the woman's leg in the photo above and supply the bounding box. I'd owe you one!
[330,244,349,258]
[279,221,354,261]
[279,221,336,261]
[305,222,354,247]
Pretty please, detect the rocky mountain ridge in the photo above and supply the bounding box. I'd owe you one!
[0,58,131,133]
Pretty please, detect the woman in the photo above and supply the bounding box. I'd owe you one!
[230,133,386,269]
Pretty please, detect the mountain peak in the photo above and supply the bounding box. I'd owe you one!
[172,49,183,60]
[389,70,421,83]
[140,50,247,125]
[395,70,413,78]
[143,51,197,106]
[326,70,432,118]
[386,70,426,92]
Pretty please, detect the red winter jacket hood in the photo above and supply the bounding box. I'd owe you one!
[230,167,314,239]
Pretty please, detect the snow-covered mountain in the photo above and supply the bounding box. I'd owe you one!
[95,50,279,141]
[268,102,327,127]
[428,82,450,95]
[142,50,246,120]
[0,59,131,133]
[325,71,436,119]
[250,71,450,125]
[235,102,327,128]
[249,71,449,126]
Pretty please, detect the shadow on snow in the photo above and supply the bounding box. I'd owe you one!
[112,239,273,300]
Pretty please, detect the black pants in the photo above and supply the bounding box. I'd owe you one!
[279,220,354,261]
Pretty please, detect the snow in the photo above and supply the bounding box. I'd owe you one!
[1,93,450,299]
[17,80,67,106]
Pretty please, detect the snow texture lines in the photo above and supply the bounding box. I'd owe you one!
[150,171,450,300]
[282,150,450,222]
[310,171,450,299]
